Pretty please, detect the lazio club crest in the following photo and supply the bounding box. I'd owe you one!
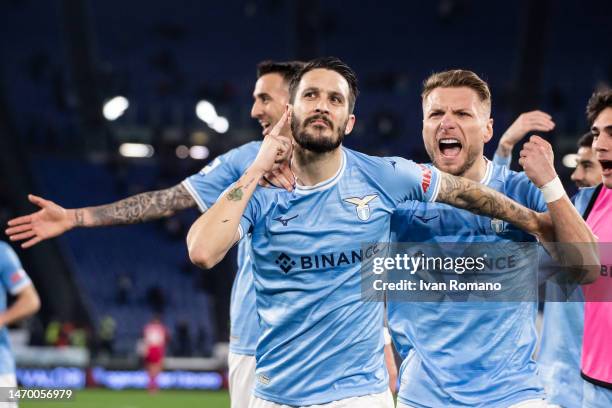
[343,194,379,221]
[490,218,505,234]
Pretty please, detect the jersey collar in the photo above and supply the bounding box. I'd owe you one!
[480,157,493,186]
[294,149,347,194]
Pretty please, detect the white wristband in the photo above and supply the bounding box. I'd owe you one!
[539,176,565,203]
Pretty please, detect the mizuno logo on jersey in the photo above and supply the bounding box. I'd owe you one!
[343,194,378,221]
[273,214,299,226]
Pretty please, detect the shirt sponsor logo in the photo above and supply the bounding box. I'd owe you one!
[274,244,381,273]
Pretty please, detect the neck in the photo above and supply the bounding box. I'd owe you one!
[292,145,343,186]
[460,156,488,182]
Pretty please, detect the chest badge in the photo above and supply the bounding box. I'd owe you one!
[343,194,379,221]
[490,218,506,234]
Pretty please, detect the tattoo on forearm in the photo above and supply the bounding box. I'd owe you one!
[226,175,257,202]
[227,186,244,202]
[74,210,84,226]
[436,173,535,232]
[88,184,196,226]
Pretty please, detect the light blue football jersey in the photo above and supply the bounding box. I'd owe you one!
[389,160,547,408]
[237,148,440,406]
[0,241,33,374]
[537,186,597,408]
[183,141,261,355]
[494,152,588,407]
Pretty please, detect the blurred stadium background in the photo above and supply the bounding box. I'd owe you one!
[0,0,610,406]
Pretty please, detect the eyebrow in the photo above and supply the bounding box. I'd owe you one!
[253,92,270,99]
[591,125,612,133]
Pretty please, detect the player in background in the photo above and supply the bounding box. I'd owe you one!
[187,57,561,408]
[576,88,612,408]
[4,60,398,405]
[388,70,597,408]
[4,60,297,408]
[142,315,169,393]
[0,241,41,404]
[570,132,603,188]
[492,118,602,408]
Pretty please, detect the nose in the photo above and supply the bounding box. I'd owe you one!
[571,167,582,182]
[251,100,263,119]
[314,98,330,115]
[592,135,607,152]
[439,114,456,132]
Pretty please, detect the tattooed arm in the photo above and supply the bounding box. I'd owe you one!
[435,172,547,238]
[6,184,196,248]
[187,167,261,269]
[187,108,293,269]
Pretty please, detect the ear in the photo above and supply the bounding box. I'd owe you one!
[483,117,493,143]
[344,114,356,135]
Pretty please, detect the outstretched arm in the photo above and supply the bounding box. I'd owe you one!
[6,183,196,248]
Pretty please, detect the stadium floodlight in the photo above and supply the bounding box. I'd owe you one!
[195,100,218,125]
[189,145,210,160]
[119,143,154,158]
[562,153,578,168]
[103,96,129,121]
[211,116,229,134]
[175,145,190,159]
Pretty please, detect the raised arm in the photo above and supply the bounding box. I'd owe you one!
[6,184,195,248]
[187,109,293,269]
[518,135,599,283]
[495,110,555,159]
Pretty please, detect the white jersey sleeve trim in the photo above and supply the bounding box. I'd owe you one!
[429,168,442,203]
[9,270,32,295]
[182,179,209,213]
[383,327,392,345]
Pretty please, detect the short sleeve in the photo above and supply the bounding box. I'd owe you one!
[384,157,441,205]
[492,153,512,168]
[506,172,548,212]
[238,188,264,240]
[182,142,260,212]
[0,243,32,295]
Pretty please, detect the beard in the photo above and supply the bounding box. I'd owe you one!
[291,113,346,153]
[428,143,481,177]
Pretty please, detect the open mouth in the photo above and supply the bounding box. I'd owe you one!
[600,160,612,173]
[439,138,462,158]
[260,121,271,135]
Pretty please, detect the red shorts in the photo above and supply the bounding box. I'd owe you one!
[145,347,164,364]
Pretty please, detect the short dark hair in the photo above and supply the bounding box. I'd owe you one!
[289,56,359,113]
[586,88,612,125]
[577,132,594,149]
[422,70,491,116]
[256,61,305,84]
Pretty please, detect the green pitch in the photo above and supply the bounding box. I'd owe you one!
[20,389,230,408]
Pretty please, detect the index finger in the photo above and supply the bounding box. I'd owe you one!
[269,105,292,137]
